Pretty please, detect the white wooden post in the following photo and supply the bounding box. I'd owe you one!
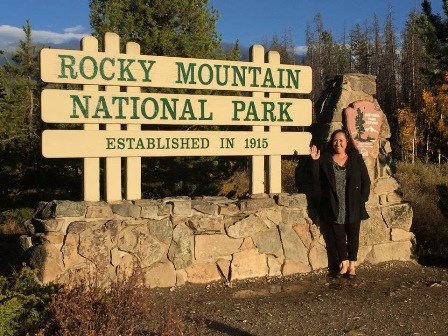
[267,51,282,193]
[104,32,122,202]
[81,36,100,201]
[125,42,142,200]
[250,45,265,194]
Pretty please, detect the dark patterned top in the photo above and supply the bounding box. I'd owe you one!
[333,161,347,224]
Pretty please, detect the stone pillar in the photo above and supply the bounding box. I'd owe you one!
[311,73,414,263]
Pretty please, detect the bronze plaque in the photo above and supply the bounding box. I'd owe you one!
[345,100,382,157]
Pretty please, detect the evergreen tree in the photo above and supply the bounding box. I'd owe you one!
[349,23,371,74]
[264,28,296,65]
[305,13,349,102]
[355,108,366,140]
[414,0,448,162]
[370,14,382,77]
[400,11,426,162]
[0,22,83,210]
[0,21,43,150]
[402,11,425,112]
[225,39,242,61]
[89,0,242,197]
[90,0,222,59]
[415,0,448,86]
[305,13,325,102]
[335,27,351,76]
[377,10,400,156]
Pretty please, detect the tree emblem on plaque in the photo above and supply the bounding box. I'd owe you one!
[345,100,382,157]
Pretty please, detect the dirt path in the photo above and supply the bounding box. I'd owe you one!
[148,261,448,336]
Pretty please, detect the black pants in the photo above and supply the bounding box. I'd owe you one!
[332,221,361,261]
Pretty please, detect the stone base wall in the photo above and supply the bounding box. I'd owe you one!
[22,192,414,287]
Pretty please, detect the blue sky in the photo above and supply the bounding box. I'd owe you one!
[0,0,444,53]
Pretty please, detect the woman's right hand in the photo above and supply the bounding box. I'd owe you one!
[310,145,320,160]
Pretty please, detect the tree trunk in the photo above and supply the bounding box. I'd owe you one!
[28,75,34,136]
[412,125,416,164]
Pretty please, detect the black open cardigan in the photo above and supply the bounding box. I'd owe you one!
[310,151,371,224]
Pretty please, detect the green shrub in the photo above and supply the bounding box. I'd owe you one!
[0,268,57,336]
[0,208,34,235]
[0,208,34,224]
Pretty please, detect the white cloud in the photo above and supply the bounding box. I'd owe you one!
[0,24,90,50]
[64,25,87,34]
[0,25,24,49]
[295,45,307,55]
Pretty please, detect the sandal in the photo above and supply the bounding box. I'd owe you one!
[344,273,357,280]
[335,260,349,278]
[345,264,356,279]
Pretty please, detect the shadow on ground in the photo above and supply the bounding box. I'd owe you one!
[0,234,24,277]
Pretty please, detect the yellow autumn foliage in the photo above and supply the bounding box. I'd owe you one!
[421,72,448,156]
[397,106,416,155]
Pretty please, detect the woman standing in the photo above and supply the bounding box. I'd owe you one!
[310,129,371,278]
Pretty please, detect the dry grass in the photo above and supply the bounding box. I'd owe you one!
[218,169,249,198]
[0,207,33,235]
[0,219,27,235]
[35,271,199,336]
[282,158,299,194]
[395,161,448,260]
[218,158,301,197]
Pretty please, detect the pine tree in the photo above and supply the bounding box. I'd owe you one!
[89,0,222,59]
[305,13,350,102]
[305,13,325,102]
[0,21,43,150]
[400,11,426,162]
[89,0,241,197]
[414,0,448,161]
[355,108,366,140]
[264,28,296,65]
[370,14,382,77]
[349,23,371,74]
[402,11,425,112]
[0,22,81,210]
[376,10,400,156]
[415,0,448,86]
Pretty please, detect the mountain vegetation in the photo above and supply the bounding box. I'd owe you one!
[1,2,448,333]
[303,3,448,163]
[0,0,448,207]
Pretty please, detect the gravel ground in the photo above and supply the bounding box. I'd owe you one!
[148,261,448,336]
[2,236,447,335]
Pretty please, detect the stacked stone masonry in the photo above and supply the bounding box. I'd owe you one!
[23,193,414,287]
[23,74,414,287]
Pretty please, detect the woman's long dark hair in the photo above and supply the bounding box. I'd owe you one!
[327,129,358,155]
